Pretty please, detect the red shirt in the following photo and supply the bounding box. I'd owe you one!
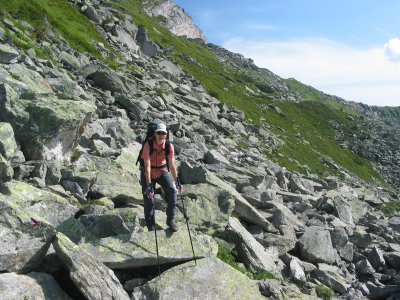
[141,140,175,179]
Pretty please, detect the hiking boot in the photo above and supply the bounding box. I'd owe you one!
[147,225,155,232]
[167,220,178,232]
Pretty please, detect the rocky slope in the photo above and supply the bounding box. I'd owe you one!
[0,0,399,300]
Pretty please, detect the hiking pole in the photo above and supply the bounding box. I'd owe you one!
[153,194,161,279]
[179,191,196,265]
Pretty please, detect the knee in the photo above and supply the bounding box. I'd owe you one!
[166,186,176,197]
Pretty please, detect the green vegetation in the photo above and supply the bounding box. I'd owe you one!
[315,284,335,300]
[255,82,274,94]
[377,201,400,218]
[154,88,171,96]
[285,78,359,116]
[216,241,274,280]
[127,64,144,78]
[0,0,112,60]
[262,101,383,182]
[253,271,275,280]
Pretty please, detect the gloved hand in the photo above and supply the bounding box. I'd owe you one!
[145,185,154,200]
[175,179,183,194]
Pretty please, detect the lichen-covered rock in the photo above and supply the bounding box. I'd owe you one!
[268,202,305,231]
[207,171,277,232]
[1,181,79,226]
[53,232,130,300]
[66,153,141,204]
[5,64,52,95]
[0,199,56,273]
[299,226,336,264]
[350,226,373,249]
[0,272,72,300]
[224,217,282,277]
[289,257,307,284]
[79,214,131,238]
[0,122,18,160]
[204,149,230,164]
[179,183,235,233]
[333,196,354,227]
[132,256,264,300]
[258,279,314,299]
[79,229,217,269]
[115,143,142,175]
[311,263,350,294]
[90,68,126,93]
[56,217,91,244]
[108,207,141,233]
[0,44,19,63]
[0,154,13,180]
[0,84,96,160]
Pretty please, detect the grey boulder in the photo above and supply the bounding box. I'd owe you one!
[0,44,19,63]
[311,263,350,294]
[0,199,56,273]
[0,272,72,300]
[298,226,336,264]
[53,232,130,300]
[224,217,282,277]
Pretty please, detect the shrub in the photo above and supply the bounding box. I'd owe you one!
[154,88,170,96]
[377,201,400,218]
[316,285,334,300]
[253,271,274,280]
[256,83,274,94]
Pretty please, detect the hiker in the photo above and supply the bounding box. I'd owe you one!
[140,122,182,232]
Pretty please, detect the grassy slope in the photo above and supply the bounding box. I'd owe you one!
[0,0,113,61]
[1,0,383,183]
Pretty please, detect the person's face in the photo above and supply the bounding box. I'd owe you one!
[155,131,167,145]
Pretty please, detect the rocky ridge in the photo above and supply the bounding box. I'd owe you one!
[143,0,207,43]
[0,1,399,300]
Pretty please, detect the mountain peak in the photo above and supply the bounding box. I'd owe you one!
[143,0,207,42]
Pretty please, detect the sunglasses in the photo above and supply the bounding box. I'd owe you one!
[156,132,167,136]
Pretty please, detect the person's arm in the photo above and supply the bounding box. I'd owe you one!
[168,157,178,183]
[144,158,151,186]
[141,142,152,187]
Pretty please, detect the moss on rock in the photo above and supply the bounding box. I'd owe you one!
[79,229,218,269]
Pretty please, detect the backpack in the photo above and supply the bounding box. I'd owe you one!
[136,121,171,171]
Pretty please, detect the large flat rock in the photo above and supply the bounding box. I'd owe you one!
[80,229,218,269]
[132,256,264,300]
[1,180,79,226]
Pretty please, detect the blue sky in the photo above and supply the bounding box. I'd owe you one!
[174,0,400,107]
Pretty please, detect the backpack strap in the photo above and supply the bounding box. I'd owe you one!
[148,139,155,156]
[165,140,171,171]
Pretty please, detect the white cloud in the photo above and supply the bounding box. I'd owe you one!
[384,38,400,62]
[223,37,400,107]
[243,22,276,31]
